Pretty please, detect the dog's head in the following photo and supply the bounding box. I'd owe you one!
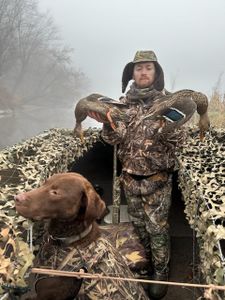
[14,173,106,223]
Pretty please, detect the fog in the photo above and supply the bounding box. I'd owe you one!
[1,0,225,149]
[39,0,225,97]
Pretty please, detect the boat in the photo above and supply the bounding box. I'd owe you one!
[0,126,225,299]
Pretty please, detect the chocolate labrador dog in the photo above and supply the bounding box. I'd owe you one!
[15,172,148,300]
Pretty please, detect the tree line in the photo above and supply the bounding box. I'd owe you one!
[0,0,88,111]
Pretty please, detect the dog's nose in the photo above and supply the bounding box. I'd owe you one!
[14,193,26,203]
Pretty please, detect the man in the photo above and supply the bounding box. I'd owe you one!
[87,50,209,299]
[101,50,175,299]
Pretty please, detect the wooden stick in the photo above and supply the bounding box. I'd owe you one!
[32,268,225,291]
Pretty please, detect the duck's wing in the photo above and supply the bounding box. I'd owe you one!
[74,93,129,128]
[142,89,210,137]
[141,90,197,131]
[98,96,127,107]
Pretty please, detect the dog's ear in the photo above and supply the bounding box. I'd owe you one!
[81,182,106,223]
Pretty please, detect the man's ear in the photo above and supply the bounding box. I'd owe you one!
[82,183,106,223]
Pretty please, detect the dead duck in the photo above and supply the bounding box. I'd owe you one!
[142,89,210,140]
[173,90,210,140]
[73,93,129,140]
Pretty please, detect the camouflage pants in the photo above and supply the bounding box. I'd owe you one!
[123,174,172,274]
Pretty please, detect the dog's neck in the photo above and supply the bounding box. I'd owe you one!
[48,224,93,245]
[47,218,99,246]
[48,218,91,238]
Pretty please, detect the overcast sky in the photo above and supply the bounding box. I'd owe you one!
[39,0,225,99]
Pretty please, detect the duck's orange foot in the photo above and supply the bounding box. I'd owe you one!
[200,131,205,142]
[73,125,84,143]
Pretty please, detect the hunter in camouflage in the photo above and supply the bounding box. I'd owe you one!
[100,50,210,299]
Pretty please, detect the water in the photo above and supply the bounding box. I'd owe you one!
[0,105,101,149]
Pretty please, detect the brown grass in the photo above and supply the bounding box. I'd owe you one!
[208,89,225,128]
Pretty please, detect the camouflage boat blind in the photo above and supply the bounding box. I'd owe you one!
[178,128,225,299]
[0,127,225,299]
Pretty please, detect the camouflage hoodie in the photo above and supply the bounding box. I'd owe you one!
[101,84,186,176]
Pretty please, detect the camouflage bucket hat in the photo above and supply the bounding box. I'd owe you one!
[122,50,164,93]
[133,50,158,63]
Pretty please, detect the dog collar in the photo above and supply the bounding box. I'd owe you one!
[48,224,93,245]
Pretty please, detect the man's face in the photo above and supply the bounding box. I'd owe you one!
[133,62,156,88]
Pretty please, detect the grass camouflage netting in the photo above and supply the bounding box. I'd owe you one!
[0,127,224,299]
[178,127,225,299]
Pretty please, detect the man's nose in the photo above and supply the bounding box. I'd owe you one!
[140,68,148,75]
[14,193,27,204]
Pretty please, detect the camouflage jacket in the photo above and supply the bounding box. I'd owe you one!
[101,89,185,176]
[36,234,149,300]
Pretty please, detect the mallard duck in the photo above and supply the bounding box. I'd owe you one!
[73,93,129,140]
[142,89,210,140]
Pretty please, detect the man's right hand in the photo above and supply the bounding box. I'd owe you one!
[87,111,105,123]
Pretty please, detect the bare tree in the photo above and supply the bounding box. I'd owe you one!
[0,0,88,110]
[169,70,179,92]
[0,0,23,77]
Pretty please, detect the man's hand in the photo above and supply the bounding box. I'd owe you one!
[87,111,105,123]
[88,109,117,130]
